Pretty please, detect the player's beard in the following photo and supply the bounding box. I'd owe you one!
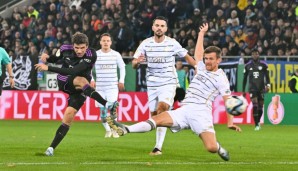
[206,65,212,71]
[206,64,216,71]
[155,30,164,38]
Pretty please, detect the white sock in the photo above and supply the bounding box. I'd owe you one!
[100,107,110,131]
[128,119,156,133]
[155,127,167,150]
[102,122,111,132]
[217,142,225,153]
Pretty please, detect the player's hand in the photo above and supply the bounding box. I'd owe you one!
[40,53,49,63]
[137,53,146,64]
[9,77,15,88]
[118,83,125,92]
[199,23,208,34]
[228,125,242,132]
[90,81,95,88]
[34,63,49,71]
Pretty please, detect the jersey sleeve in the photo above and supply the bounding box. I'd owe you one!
[83,48,97,66]
[48,49,96,75]
[0,48,11,65]
[173,39,188,58]
[133,41,145,59]
[218,71,232,96]
[116,52,126,83]
[116,52,126,69]
[48,61,89,75]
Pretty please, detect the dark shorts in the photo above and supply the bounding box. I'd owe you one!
[0,76,3,96]
[57,75,86,110]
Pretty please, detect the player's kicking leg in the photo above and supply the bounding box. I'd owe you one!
[217,143,230,161]
[105,101,119,118]
[200,132,230,161]
[106,116,129,136]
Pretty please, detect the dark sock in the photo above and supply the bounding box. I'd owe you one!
[82,84,107,106]
[257,109,263,124]
[253,102,259,126]
[50,123,70,149]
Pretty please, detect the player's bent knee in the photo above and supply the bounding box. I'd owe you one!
[73,76,88,87]
[157,102,170,114]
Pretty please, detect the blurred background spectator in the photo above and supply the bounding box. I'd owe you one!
[0,0,297,62]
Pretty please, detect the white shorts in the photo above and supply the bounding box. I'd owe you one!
[95,88,119,108]
[147,85,176,112]
[168,104,215,135]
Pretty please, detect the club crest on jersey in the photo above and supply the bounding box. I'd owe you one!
[84,58,91,63]
[258,66,263,70]
[198,75,207,83]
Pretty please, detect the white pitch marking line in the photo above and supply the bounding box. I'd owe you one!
[1,161,298,165]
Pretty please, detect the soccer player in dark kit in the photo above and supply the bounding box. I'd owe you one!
[35,32,118,156]
[242,49,270,131]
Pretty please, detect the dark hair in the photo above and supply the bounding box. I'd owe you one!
[153,16,168,26]
[251,48,259,53]
[100,33,112,40]
[72,32,89,46]
[204,46,222,58]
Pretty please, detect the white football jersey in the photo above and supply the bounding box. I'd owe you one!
[94,49,125,90]
[182,61,231,110]
[133,36,188,87]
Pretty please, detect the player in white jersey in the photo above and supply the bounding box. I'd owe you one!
[131,16,197,155]
[107,23,241,161]
[91,33,126,138]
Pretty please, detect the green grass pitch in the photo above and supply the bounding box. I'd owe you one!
[1,120,298,171]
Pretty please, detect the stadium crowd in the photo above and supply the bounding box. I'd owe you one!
[0,0,297,62]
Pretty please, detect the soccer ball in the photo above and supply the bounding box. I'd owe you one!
[225,95,248,116]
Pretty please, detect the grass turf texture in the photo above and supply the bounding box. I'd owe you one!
[1,120,298,171]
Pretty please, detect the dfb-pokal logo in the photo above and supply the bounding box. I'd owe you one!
[267,95,284,124]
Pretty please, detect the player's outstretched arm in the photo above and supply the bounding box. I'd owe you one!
[42,49,64,63]
[184,54,197,67]
[194,23,208,62]
[222,95,242,132]
[36,61,90,76]
[48,62,89,75]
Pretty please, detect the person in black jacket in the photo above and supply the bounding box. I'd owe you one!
[243,49,270,131]
[35,32,119,156]
[289,69,298,93]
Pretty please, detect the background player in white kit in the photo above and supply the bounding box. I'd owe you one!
[131,16,197,155]
[91,33,126,138]
[108,23,241,161]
